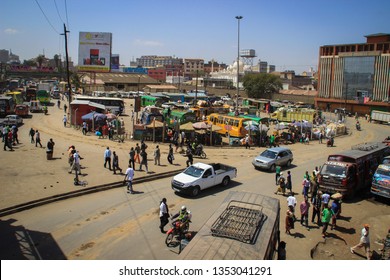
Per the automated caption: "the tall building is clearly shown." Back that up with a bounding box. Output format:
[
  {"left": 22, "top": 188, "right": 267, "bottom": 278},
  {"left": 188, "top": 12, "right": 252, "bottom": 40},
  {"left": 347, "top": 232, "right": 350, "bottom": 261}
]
[
  {"left": 136, "top": 55, "right": 182, "bottom": 67},
  {"left": 183, "top": 58, "right": 204, "bottom": 78},
  {"left": 316, "top": 33, "right": 390, "bottom": 114},
  {"left": 0, "top": 49, "right": 9, "bottom": 63}
]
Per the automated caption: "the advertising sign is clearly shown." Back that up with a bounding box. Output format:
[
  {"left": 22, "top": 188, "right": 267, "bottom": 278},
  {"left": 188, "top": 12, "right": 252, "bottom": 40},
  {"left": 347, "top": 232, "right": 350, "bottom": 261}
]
[
  {"left": 78, "top": 32, "right": 112, "bottom": 72},
  {"left": 111, "top": 54, "right": 120, "bottom": 72}
]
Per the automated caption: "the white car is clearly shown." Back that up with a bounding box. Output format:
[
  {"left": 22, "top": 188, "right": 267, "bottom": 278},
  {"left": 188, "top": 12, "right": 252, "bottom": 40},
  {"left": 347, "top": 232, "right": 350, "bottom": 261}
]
[{"left": 2, "top": 115, "right": 23, "bottom": 126}]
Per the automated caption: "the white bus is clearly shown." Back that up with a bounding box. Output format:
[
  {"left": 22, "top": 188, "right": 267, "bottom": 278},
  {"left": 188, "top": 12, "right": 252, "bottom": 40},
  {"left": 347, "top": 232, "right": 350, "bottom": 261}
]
[{"left": 73, "top": 95, "right": 125, "bottom": 115}]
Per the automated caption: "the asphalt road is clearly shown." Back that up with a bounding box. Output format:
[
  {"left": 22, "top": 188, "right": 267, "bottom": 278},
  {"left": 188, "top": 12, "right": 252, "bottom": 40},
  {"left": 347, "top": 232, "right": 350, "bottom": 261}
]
[{"left": 1, "top": 103, "right": 389, "bottom": 260}]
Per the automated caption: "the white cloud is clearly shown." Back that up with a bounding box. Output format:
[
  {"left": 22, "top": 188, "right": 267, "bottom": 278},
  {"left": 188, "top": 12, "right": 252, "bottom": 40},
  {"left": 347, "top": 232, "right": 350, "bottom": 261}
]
[
  {"left": 4, "top": 28, "right": 19, "bottom": 34},
  {"left": 133, "top": 39, "right": 163, "bottom": 47}
]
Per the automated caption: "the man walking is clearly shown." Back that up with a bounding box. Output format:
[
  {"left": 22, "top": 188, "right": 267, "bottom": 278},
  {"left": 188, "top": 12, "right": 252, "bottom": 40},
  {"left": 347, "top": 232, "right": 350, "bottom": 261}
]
[
  {"left": 134, "top": 143, "right": 141, "bottom": 164},
  {"left": 153, "top": 145, "right": 161, "bottom": 166},
  {"left": 63, "top": 115, "right": 67, "bottom": 127},
  {"left": 124, "top": 164, "right": 135, "bottom": 194},
  {"left": 311, "top": 191, "right": 322, "bottom": 225},
  {"left": 139, "top": 150, "right": 148, "bottom": 173},
  {"left": 159, "top": 198, "right": 169, "bottom": 233},
  {"left": 112, "top": 151, "right": 123, "bottom": 174},
  {"left": 321, "top": 204, "right": 332, "bottom": 238},
  {"left": 351, "top": 224, "right": 371, "bottom": 260},
  {"left": 104, "top": 147, "right": 112, "bottom": 170},
  {"left": 35, "top": 130, "right": 42, "bottom": 148},
  {"left": 128, "top": 147, "right": 136, "bottom": 170}
]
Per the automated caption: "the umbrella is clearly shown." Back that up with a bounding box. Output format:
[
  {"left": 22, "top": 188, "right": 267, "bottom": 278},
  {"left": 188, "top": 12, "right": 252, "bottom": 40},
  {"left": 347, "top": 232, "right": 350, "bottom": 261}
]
[
  {"left": 82, "top": 111, "right": 97, "bottom": 121},
  {"left": 193, "top": 121, "right": 210, "bottom": 130},
  {"left": 93, "top": 113, "right": 107, "bottom": 122},
  {"left": 245, "top": 124, "right": 259, "bottom": 131},
  {"left": 180, "top": 122, "right": 195, "bottom": 131},
  {"left": 146, "top": 119, "right": 164, "bottom": 128}
]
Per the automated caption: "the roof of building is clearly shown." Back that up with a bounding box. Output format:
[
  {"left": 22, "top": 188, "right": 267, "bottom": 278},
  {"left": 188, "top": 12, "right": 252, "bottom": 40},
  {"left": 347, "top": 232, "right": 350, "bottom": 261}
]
[
  {"left": 143, "top": 84, "right": 178, "bottom": 90},
  {"left": 70, "top": 100, "right": 106, "bottom": 110},
  {"left": 364, "top": 33, "right": 390, "bottom": 37},
  {"left": 279, "top": 89, "right": 318, "bottom": 97},
  {"left": 82, "top": 73, "right": 159, "bottom": 84}
]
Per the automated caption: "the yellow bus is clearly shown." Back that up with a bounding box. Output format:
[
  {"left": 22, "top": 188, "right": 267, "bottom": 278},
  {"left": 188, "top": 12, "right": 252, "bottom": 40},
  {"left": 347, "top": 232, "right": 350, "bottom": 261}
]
[{"left": 207, "top": 113, "right": 251, "bottom": 138}]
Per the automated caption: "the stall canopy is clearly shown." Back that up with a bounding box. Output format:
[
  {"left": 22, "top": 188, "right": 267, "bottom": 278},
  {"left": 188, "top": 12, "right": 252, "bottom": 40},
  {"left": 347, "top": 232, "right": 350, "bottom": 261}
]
[{"left": 81, "top": 111, "right": 107, "bottom": 122}]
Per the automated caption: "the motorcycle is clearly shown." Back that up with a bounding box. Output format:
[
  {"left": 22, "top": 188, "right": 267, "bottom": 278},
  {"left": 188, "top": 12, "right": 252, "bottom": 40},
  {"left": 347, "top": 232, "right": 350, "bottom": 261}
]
[
  {"left": 165, "top": 220, "right": 190, "bottom": 246},
  {"left": 327, "top": 137, "right": 334, "bottom": 147},
  {"left": 190, "top": 144, "right": 207, "bottom": 159},
  {"left": 356, "top": 123, "right": 361, "bottom": 131}
]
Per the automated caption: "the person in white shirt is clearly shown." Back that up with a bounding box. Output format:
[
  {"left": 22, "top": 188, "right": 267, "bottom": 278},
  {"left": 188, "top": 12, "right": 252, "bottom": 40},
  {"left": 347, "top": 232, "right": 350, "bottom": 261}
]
[
  {"left": 159, "top": 198, "right": 169, "bottom": 233},
  {"left": 351, "top": 224, "right": 371, "bottom": 260},
  {"left": 124, "top": 165, "right": 135, "bottom": 194},
  {"left": 104, "top": 147, "right": 112, "bottom": 170},
  {"left": 287, "top": 192, "right": 297, "bottom": 213}
]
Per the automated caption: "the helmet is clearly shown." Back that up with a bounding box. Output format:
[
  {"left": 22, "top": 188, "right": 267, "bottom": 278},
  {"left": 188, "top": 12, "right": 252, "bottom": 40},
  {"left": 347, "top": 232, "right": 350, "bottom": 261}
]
[{"left": 181, "top": 205, "right": 187, "bottom": 211}]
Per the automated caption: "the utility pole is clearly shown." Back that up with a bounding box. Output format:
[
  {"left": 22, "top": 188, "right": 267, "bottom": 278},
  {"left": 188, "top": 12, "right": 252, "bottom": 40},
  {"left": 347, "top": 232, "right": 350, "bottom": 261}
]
[{"left": 61, "top": 24, "right": 72, "bottom": 106}]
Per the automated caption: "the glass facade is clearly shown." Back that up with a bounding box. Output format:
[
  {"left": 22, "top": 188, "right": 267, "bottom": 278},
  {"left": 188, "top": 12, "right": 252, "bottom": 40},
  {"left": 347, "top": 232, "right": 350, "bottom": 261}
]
[{"left": 343, "top": 56, "right": 375, "bottom": 100}]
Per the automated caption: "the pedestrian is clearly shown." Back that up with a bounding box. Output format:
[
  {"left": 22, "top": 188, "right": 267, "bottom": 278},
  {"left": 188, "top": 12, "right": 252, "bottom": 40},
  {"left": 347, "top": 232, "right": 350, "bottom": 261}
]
[
  {"left": 3, "top": 129, "right": 13, "bottom": 151},
  {"left": 139, "top": 150, "right": 148, "bottom": 173},
  {"left": 29, "top": 128, "right": 35, "bottom": 143},
  {"left": 153, "top": 145, "right": 161, "bottom": 166},
  {"left": 57, "top": 99, "right": 61, "bottom": 109},
  {"left": 302, "top": 175, "right": 311, "bottom": 197},
  {"left": 321, "top": 204, "right": 333, "bottom": 238},
  {"left": 104, "top": 147, "right": 112, "bottom": 170},
  {"left": 35, "top": 129, "right": 42, "bottom": 148},
  {"left": 64, "top": 104, "right": 67, "bottom": 113},
  {"left": 319, "top": 131, "right": 323, "bottom": 144},
  {"left": 69, "top": 150, "right": 82, "bottom": 176},
  {"left": 82, "top": 121, "right": 87, "bottom": 135},
  {"left": 277, "top": 241, "right": 287, "bottom": 260},
  {"left": 112, "top": 151, "right": 123, "bottom": 174},
  {"left": 300, "top": 196, "right": 310, "bottom": 228},
  {"left": 68, "top": 145, "right": 75, "bottom": 167},
  {"left": 2, "top": 125, "right": 8, "bottom": 142},
  {"left": 159, "top": 198, "right": 170, "bottom": 233},
  {"left": 330, "top": 198, "right": 341, "bottom": 230},
  {"left": 128, "top": 147, "right": 136, "bottom": 170},
  {"left": 63, "top": 115, "right": 67, "bottom": 127},
  {"left": 134, "top": 143, "right": 141, "bottom": 164},
  {"left": 275, "top": 172, "right": 286, "bottom": 195},
  {"left": 167, "top": 144, "right": 174, "bottom": 164},
  {"left": 285, "top": 205, "right": 295, "bottom": 235},
  {"left": 286, "top": 170, "right": 293, "bottom": 192},
  {"left": 275, "top": 165, "right": 281, "bottom": 185},
  {"left": 287, "top": 192, "right": 297, "bottom": 213},
  {"left": 46, "top": 138, "right": 55, "bottom": 159},
  {"left": 12, "top": 125, "right": 19, "bottom": 144},
  {"left": 141, "top": 140, "right": 148, "bottom": 152},
  {"left": 245, "top": 134, "right": 250, "bottom": 149},
  {"left": 311, "top": 191, "right": 322, "bottom": 225},
  {"left": 351, "top": 224, "right": 371, "bottom": 260},
  {"left": 186, "top": 147, "right": 193, "bottom": 167},
  {"left": 321, "top": 192, "right": 331, "bottom": 211},
  {"left": 123, "top": 164, "right": 135, "bottom": 194}
]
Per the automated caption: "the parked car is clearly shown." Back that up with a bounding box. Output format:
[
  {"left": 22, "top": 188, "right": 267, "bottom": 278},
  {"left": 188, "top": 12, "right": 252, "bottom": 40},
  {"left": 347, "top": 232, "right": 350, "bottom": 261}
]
[
  {"left": 0, "top": 114, "right": 23, "bottom": 126},
  {"left": 252, "top": 147, "right": 293, "bottom": 172},
  {"left": 14, "top": 104, "right": 29, "bottom": 117}
]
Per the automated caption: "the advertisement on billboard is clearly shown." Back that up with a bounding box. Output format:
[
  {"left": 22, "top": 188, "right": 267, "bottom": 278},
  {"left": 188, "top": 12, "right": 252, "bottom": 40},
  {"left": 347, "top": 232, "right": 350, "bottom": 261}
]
[
  {"left": 111, "top": 54, "right": 120, "bottom": 72},
  {"left": 78, "top": 32, "right": 112, "bottom": 72}
]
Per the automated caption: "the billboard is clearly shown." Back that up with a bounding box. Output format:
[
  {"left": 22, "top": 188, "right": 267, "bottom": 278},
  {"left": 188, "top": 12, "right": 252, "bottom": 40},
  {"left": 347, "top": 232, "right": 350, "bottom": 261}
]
[
  {"left": 78, "top": 32, "right": 112, "bottom": 72},
  {"left": 111, "top": 54, "right": 120, "bottom": 72}
]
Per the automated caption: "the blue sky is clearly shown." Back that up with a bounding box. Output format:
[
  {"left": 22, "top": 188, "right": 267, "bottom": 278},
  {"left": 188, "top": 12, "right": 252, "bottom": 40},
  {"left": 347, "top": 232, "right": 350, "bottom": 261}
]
[{"left": 1, "top": 0, "right": 389, "bottom": 74}]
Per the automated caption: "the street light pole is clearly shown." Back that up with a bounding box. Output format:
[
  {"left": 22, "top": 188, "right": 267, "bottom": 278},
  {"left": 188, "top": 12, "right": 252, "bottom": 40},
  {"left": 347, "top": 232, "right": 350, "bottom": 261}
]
[{"left": 235, "top": 16, "right": 243, "bottom": 115}]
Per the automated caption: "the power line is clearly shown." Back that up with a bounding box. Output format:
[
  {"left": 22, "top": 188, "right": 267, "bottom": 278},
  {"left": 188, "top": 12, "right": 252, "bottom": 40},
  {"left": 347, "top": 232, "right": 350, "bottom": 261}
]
[
  {"left": 34, "top": 0, "right": 60, "bottom": 34},
  {"left": 54, "top": 0, "right": 65, "bottom": 24}
]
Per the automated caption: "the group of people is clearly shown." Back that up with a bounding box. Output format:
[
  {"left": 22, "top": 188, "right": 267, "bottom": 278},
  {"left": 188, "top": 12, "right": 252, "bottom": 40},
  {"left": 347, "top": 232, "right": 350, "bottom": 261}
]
[{"left": 2, "top": 125, "right": 19, "bottom": 151}]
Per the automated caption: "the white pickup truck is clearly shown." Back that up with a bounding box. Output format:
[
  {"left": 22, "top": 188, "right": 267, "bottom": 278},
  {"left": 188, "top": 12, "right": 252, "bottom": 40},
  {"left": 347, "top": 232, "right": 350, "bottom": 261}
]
[{"left": 171, "top": 162, "right": 237, "bottom": 197}]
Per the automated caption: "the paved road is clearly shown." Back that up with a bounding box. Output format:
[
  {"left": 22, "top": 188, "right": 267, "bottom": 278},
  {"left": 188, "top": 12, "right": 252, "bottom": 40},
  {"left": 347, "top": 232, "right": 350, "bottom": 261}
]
[{"left": 1, "top": 104, "right": 389, "bottom": 260}]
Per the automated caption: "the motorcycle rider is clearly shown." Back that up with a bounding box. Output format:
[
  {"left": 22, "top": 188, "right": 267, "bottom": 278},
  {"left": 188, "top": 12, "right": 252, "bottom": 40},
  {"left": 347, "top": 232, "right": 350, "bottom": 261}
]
[
  {"left": 172, "top": 206, "right": 192, "bottom": 232},
  {"left": 356, "top": 121, "right": 361, "bottom": 131}
]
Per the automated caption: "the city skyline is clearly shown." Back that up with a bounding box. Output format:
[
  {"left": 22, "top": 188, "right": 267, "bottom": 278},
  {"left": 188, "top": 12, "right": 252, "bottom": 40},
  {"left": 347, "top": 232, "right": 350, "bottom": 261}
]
[{"left": 1, "top": 0, "right": 389, "bottom": 74}]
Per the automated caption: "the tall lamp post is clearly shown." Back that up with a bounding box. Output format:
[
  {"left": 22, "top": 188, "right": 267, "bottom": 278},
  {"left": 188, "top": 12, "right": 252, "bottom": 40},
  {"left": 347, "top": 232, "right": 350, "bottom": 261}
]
[{"left": 235, "top": 16, "right": 243, "bottom": 115}]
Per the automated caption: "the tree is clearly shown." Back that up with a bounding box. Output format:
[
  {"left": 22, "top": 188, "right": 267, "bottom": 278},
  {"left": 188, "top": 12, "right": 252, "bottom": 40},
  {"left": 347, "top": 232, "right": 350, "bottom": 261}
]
[
  {"left": 36, "top": 55, "right": 45, "bottom": 68},
  {"left": 242, "top": 73, "right": 282, "bottom": 99},
  {"left": 53, "top": 54, "right": 61, "bottom": 71}
]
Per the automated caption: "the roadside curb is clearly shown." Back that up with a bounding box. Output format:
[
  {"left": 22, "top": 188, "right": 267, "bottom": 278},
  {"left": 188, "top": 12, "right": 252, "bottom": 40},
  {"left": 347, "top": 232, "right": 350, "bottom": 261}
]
[{"left": 0, "top": 169, "right": 185, "bottom": 217}]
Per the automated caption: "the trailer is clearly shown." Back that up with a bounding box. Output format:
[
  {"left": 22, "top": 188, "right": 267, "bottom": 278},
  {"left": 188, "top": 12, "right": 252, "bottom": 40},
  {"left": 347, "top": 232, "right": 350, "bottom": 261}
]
[
  {"left": 179, "top": 191, "right": 280, "bottom": 260},
  {"left": 371, "top": 110, "right": 390, "bottom": 124}
]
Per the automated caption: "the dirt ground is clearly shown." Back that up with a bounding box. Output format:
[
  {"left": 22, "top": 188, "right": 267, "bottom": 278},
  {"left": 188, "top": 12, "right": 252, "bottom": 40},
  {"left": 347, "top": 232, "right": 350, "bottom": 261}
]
[{"left": 0, "top": 98, "right": 389, "bottom": 260}]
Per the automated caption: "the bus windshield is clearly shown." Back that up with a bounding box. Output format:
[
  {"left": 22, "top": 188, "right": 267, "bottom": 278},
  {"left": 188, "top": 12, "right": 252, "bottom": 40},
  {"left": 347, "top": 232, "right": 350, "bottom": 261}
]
[{"left": 321, "top": 164, "right": 347, "bottom": 177}]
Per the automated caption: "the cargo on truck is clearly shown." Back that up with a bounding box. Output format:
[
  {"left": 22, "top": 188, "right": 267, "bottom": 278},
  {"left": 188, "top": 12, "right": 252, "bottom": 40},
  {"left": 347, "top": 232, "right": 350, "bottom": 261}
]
[
  {"left": 179, "top": 191, "right": 280, "bottom": 260},
  {"left": 371, "top": 110, "right": 390, "bottom": 124},
  {"left": 371, "top": 164, "right": 390, "bottom": 199},
  {"left": 318, "top": 142, "right": 390, "bottom": 198},
  {"left": 171, "top": 162, "right": 237, "bottom": 197}
]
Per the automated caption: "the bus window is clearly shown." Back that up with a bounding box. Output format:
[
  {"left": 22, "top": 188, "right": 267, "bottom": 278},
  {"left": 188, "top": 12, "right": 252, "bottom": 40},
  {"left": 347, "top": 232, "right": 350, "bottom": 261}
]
[{"left": 233, "top": 120, "right": 239, "bottom": 127}]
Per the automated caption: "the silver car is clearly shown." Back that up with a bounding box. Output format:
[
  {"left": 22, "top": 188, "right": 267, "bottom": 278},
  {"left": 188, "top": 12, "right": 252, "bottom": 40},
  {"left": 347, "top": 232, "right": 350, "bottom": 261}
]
[{"left": 252, "top": 147, "right": 293, "bottom": 172}]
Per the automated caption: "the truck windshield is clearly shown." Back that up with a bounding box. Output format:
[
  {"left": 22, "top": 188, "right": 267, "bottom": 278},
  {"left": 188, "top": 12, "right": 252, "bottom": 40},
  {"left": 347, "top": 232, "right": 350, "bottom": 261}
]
[
  {"left": 376, "top": 168, "right": 390, "bottom": 177},
  {"left": 183, "top": 166, "right": 204, "bottom": 178},
  {"left": 260, "top": 150, "right": 277, "bottom": 159},
  {"left": 321, "top": 164, "right": 347, "bottom": 177}
]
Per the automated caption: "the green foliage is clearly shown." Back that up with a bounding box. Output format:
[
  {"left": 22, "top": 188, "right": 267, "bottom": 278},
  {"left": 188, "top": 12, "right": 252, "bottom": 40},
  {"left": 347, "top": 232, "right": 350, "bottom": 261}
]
[{"left": 242, "top": 73, "right": 282, "bottom": 99}]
